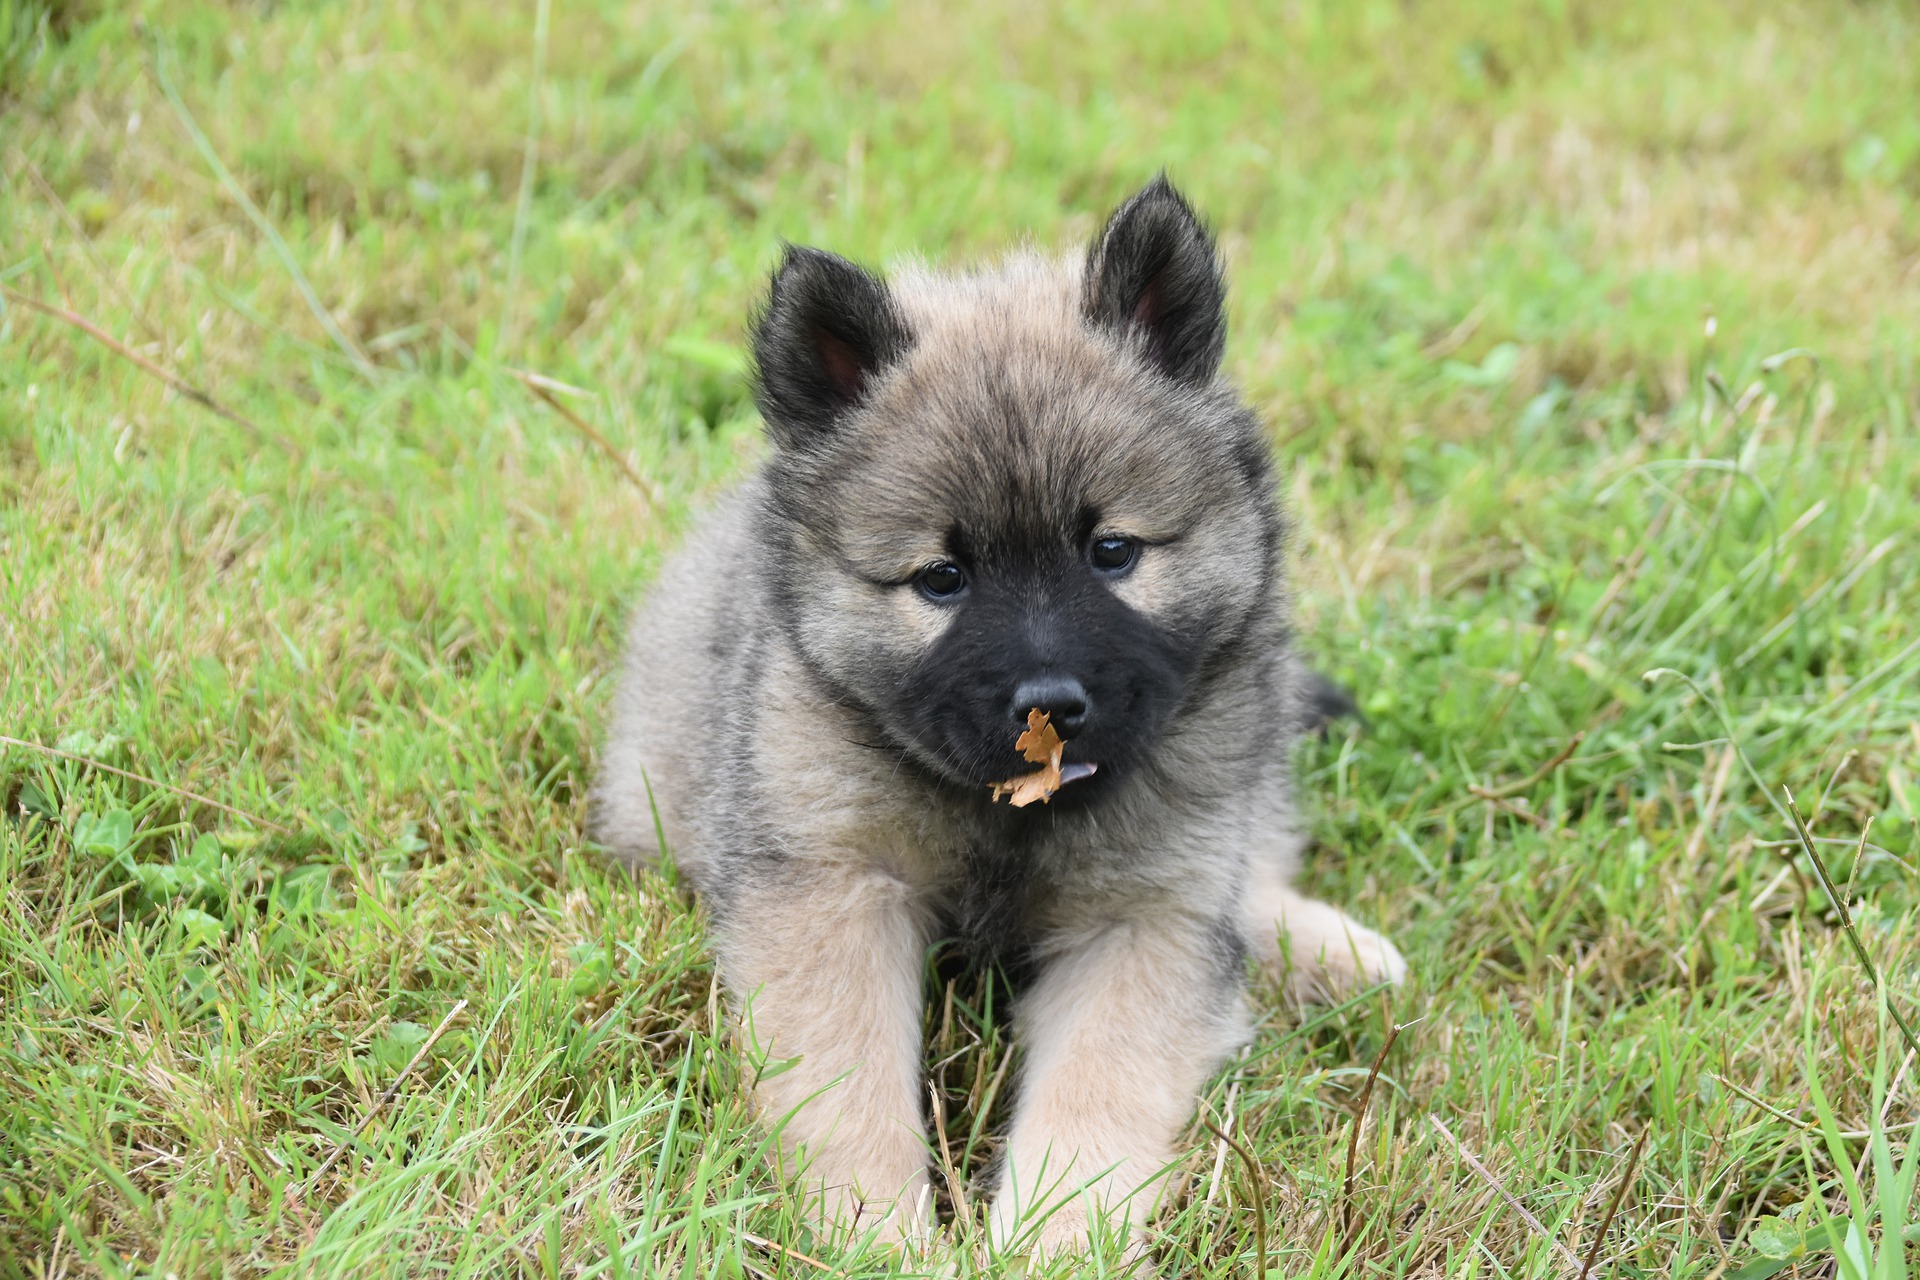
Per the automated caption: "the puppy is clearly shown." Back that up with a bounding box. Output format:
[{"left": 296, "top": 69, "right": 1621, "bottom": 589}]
[{"left": 592, "top": 177, "right": 1405, "bottom": 1259}]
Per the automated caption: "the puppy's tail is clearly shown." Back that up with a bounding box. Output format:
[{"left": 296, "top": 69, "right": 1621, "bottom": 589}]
[{"left": 1295, "top": 668, "right": 1363, "bottom": 738}]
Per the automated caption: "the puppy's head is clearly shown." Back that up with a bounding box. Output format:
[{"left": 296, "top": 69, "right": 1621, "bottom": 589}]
[{"left": 752, "top": 178, "right": 1283, "bottom": 800}]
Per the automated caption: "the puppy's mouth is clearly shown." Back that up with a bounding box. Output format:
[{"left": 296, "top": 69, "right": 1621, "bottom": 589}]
[{"left": 986, "top": 710, "right": 1101, "bottom": 808}]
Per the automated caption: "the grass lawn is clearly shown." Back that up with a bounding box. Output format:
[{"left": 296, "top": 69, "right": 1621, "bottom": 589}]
[{"left": 4, "top": 1, "right": 1919, "bottom": 1275}]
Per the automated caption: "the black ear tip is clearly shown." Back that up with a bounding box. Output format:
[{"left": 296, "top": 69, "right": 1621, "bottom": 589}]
[
  {"left": 765, "top": 240, "right": 801, "bottom": 282},
  {"left": 1084, "top": 175, "right": 1227, "bottom": 384},
  {"left": 1119, "top": 173, "right": 1207, "bottom": 231},
  {"left": 750, "top": 242, "right": 911, "bottom": 446},
  {"left": 1091, "top": 174, "right": 1221, "bottom": 273},
  {"left": 1141, "top": 171, "right": 1194, "bottom": 208},
  {"left": 767, "top": 244, "right": 844, "bottom": 295}
]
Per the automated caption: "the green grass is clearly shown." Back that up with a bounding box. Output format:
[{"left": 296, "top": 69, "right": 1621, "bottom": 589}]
[{"left": 3, "top": 0, "right": 1918, "bottom": 1274}]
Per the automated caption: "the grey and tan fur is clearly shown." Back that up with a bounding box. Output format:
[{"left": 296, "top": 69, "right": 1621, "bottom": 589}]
[{"left": 592, "top": 178, "right": 1405, "bottom": 1261}]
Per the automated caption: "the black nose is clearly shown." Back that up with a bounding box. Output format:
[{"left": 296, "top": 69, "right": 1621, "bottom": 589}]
[{"left": 1010, "top": 676, "right": 1091, "bottom": 736}]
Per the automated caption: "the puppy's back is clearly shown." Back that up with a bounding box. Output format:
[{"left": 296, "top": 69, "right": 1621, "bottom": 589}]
[{"left": 591, "top": 483, "right": 763, "bottom": 875}]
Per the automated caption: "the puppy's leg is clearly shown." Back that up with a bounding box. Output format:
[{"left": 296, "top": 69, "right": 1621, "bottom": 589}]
[
  {"left": 989, "top": 915, "right": 1244, "bottom": 1261},
  {"left": 1242, "top": 859, "right": 1406, "bottom": 1002},
  {"left": 720, "top": 864, "right": 932, "bottom": 1244}
]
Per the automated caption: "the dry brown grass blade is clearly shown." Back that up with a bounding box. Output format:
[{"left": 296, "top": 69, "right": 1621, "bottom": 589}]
[
  {"left": 1577, "top": 1126, "right": 1649, "bottom": 1280},
  {"left": 1, "top": 286, "right": 271, "bottom": 440},
  {"left": 300, "top": 998, "right": 468, "bottom": 1194},
  {"left": 739, "top": 1231, "right": 847, "bottom": 1276},
  {"left": 1428, "top": 1114, "right": 1582, "bottom": 1271},
  {"left": 18, "top": 151, "right": 165, "bottom": 345},
  {"left": 1420, "top": 297, "right": 1490, "bottom": 360},
  {"left": 1710, "top": 1072, "right": 1918, "bottom": 1140},
  {"left": 1712, "top": 1072, "right": 1817, "bottom": 1131},
  {"left": 146, "top": 37, "right": 380, "bottom": 381},
  {"left": 1473, "top": 791, "right": 1556, "bottom": 831},
  {"left": 1462, "top": 732, "right": 1587, "bottom": 808},
  {"left": 1341, "top": 1018, "right": 1417, "bottom": 1253},
  {"left": 966, "top": 1041, "right": 1015, "bottom": 1174},
  {"left": 509, "top": 367, "right": 660, "bottom": 513},
  {"left": 928, "top": 1078, "right": 969, "bottom": 1238},
  {"left": 0, "top": 733, "right": 292, "bottom": 834},
  {"left": 1203, "top": 1075, "right": 1243, "bottom": 1207},
  {"left": 1785, "top": 790, "right": 1920, "bottom": 1063},
  {"left": 1200, "top": 1113, "right": 1270, "bottom": 1280}
]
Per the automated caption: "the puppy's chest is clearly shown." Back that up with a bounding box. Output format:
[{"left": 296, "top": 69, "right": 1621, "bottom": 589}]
[
  {"left": 938, "top": 844, "right": 1050, "bottom": 972},
  {"left": 932, "top": 831, "right": 1122, "bottom": 973}
]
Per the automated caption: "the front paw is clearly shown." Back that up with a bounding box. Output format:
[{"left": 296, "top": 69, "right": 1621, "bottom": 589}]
[
  {"left": 814, "top": 1171, "right": 933, "bottom": 1252},
  {"left": 989, "top": 1196, "right": 1155, "bottom": 1275},
  {"left": 992, "top": 1194, "right": 1086, "bottom": 1259},
  {"left": 1285, "top": 914, "right": 1407, "bottom": 1003}
]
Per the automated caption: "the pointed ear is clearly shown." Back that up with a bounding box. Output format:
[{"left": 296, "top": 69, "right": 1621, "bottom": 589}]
[
  {"left": 1083, "top": 176, "right": 1227, "bottom": 385},
  {"left": 750, "top": 245, "right": 912, "bottom": 448}
]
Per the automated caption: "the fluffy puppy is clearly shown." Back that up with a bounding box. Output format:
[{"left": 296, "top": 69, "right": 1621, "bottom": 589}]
[{"left": 593, "top": 177, "right": 1405, "bottom": 1258}]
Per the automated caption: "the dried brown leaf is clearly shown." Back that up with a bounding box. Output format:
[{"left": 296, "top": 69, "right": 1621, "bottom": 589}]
[{"left": 989, "top": 710, "right": 1096, "bottom": 807}]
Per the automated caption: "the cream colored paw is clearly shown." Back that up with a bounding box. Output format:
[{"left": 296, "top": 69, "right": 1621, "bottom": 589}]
[
  {"left": 815, "top": 1171, "right": 934, "bottom": 1251},
  {"left": 1243, "top": 878, "right": 1409, "bottom": 1004},
  {"left": 989, "top": 1196, "right": 1156, "bottom": 1274},
  {"left": 1283, "top": 912, "right": 1407, "bottom": 1003},
  {"left": 994, "top": 1195, "right": 1089, "bottom": 1258}
]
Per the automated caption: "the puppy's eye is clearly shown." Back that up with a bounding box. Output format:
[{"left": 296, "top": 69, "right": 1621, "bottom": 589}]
[
  {"left": 916, "top": 561, "right": 968, "bottom": 599},
  {"left": 1089, "top": 536, "right": 1137, "bottom": 574}
]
